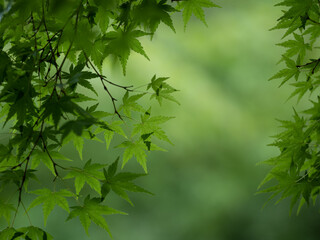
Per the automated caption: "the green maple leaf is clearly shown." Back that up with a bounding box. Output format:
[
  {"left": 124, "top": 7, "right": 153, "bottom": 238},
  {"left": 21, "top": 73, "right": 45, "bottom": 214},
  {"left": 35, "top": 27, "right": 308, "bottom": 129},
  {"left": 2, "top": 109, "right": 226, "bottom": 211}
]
[
  {"left": 272, "top": 0, "right": 318, "bottom": 38},
  {"left": 277, "top": 0, "right": 316, "bottom": 22},
  {"left": 31, "top": 149, "right": 71, "bottom": 176},
  {"left": 304, "top": 96, "right": 320, "bottom": 120},
  {"left": 64, "top": 159, "right": 105, "bottom": 195},
  {"left": 287, "top": 79, "right": 314, "bottom": 102},
  {"left": 60, "top": 118, "right": 97, "bottom": 140},
  {"left": 42, "top": 95, "right": 92, "bottom": 128},
  {"left": 134, "top": 0, "right": 177, "bottom": 33},
  {"left": 0, "top": 200, "right": 15, "bottom": 225},
  {"left": 147, "top": 75, "right": 180, "bottom": 105},
  {"left": 101, "top": 158, "right": 152, "bottom": 205},
  {"left": 271, "top": 18, "right": 302, "bottom": 39},
  {"left": 132, "top": 111, "right": 174, "bottom": 144},
  {"left": 269, "top": 56, "right": 300, "bottom": 86},
  {"left": 116, "top": 1, "right": 132, "bottom": 28},
  {"left": 31, "top": 149, "right": 56, "bottom": 176},
  {"left": 89, "top": 40, "right": 105, "bottom": 72},
  {"left": 104, "top": 27, "right": 150, "bottom": 75},
  {"left": 0, "top": 169, "right": 37, "bottom": 189},
  {"left": 95, "top": 7, "right": 110, "bottom": 33},
  {"left": 304, "top": 24, "right": 320, "bottom": 45},
  {"left": 117, "top": 140, "right": 148, "bottom": 172},
  {"left": 95, "top": 120, "right": 126, "bottom": 150},
  {"left": 64, "top": 64, "right": 98, "bottom": 96},
  {"left": 17, "top": 226, "right": 52, "bottom": 240},
  {"left": 277, "top": 33, "right": 310, "bottom": 61},
  {"left": 178, "top": 0, "right": 220, "bottom": 29},
  {"left": 67, "top": 196, "right": 126, "bottom": 237},
  {"left": 62, "top": 132, "right": 85, "bottom": 160},
  {"left": 28, "top": 188, "right": 74, "bottom": 225},
  {"left": 0, "top": 227, "right": 17, "bottom": 240},
  {"left": 119, "top": 92, "right": 145, "bottom": 117},
  {"left": 0, "top": 144, "right": 13, "bottom": 164},
  {"left": 3, "top": 87, "right": 36, "bottom": 127}
]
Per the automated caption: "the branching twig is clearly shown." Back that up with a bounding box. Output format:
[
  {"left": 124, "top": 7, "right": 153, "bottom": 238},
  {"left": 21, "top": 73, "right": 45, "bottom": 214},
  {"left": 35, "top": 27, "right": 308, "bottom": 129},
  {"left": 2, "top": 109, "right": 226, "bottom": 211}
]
[
  {"left": 297, "top": 58, "right": 320, "bottom": 82},
  {"left": 40, "top": 135, "right": 67, "bottom": 181},
  {"left": 42, "top": 3, "right": 59, "bottom": 81},
  {"left": 11, "top": 121, "right": 45, "bottom": 227},
  {"left": 307, "top": 17, "right": 320, "bottom": 26},
  {"left": 103, "top": 78, "right": 133, "bottom": 91},
  {"left": 84, "top": 52, "right": 124, "bottom": 120},
  {"left": 21, "top": 201, "right": 33, "bottom": 226},
  {"left": 296, "top": 58, "right": 320, "bottom": 69},
  {"left": 40, "top": 135, "right": 59, "bottom": 178},
  {"left": 10, "top": 159, "right": 28, "bottom": 170}
]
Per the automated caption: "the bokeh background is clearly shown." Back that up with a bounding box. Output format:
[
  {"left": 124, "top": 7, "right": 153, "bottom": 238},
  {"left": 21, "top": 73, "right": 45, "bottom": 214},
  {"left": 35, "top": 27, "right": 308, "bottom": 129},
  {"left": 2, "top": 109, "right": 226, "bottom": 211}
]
[{"left": 5, "top": 0, "right": 320, "bottom": 239}]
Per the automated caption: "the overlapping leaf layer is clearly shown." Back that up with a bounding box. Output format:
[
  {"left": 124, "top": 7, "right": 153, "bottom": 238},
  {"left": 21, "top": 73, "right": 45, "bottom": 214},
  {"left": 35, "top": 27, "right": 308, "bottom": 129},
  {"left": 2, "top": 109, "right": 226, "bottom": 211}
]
[
  {"left": 0, "top": 0, "right": 218, "bottom": 238},
  {"left": 259, "top": 0, "right": 320, "bottom": 214}
]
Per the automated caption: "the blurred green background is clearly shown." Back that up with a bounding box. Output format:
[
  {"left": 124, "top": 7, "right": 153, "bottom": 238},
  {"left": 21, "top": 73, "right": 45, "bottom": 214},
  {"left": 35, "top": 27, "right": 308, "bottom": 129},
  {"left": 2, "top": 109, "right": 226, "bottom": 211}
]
[{"left": 5, "top": 0, "right": 320, "bottom": 239}]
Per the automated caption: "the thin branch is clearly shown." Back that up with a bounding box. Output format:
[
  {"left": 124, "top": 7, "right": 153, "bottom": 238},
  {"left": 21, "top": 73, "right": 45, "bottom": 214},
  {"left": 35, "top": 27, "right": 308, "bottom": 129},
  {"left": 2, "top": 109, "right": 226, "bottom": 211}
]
[
  {"left": 103, "top": 78, "right": 133, "bottom": 91},
  {"left": 40, "top": 135, "right": 59, "bottom": 178},
  {"left": 84, "top": 52, "right": 124, "bottom": 120},
  {"left": 297, "top": 58, "right": 320, "bottom": 82},
  {"left": 56, "top": 5, "right": 81, "bottom": 74},
  {"left": 10, "top": 159, "right": 28, "bottom": 170},
  {"left": 41, "top": 3, "right": 80, "bottom": 91},
  {"left": 42, "top": 3, "right": 59, "bottom": 75},
  {"left": 132, "top": 83, "right": 149, "bottom": 91},
  {"left": 30, "top": 17, "right": 43, "bottom": 39},
  {"left": 30, "top": 13, "right": 38, "bottom": 59},
  {"left": 308, "top": 17, "right": 320, "bottom": 26},
  {"left": 21, "top": 201, "right": 33, "bottom": 226},
  {"left": 10, "top": 206, "right": 19, "bottom": 227},
  {"left": 296, "top": 58, "right": 320, "bottom": 68},
  {"left": 11, "top": 121, "right": 44, "bottom": 227},
  {"left": 312, "top": 60, "right": 320, "bottom": 75},
  {"left": 40, "top": 135, "right": 67, "bottom": 180},
  {"left": 17, "top": 128, "right": 43, "bottom": 204}
]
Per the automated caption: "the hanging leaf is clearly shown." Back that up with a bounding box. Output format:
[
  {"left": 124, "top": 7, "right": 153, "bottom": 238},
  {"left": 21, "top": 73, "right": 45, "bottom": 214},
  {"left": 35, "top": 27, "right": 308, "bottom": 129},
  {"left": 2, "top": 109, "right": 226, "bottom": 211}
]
[
  {"left": 64, "top": 159, "right": 105, "bottom": 195},
  {"left": 28, "top": 188, "right": 74, "bottom": 225},
  {"left": 67, "top": 196, "right": 126, "bottom": 237}
]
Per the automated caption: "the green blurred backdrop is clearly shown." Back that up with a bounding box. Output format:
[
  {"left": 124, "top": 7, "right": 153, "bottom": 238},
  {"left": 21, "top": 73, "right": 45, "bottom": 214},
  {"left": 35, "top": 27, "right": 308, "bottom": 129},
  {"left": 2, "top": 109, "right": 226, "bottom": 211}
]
[{"left": 4, "top": 0, "right": 320, "bottom": 239}]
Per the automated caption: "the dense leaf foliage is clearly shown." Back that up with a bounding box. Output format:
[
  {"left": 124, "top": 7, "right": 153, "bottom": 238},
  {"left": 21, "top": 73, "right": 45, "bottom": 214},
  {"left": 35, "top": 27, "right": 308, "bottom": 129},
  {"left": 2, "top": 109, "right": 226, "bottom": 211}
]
[
  {"left": 259, "top": 0, "right": 320, "bottom": 214},
  {"left": 0, "top": 0, "right": 218, "bottom": 238}
]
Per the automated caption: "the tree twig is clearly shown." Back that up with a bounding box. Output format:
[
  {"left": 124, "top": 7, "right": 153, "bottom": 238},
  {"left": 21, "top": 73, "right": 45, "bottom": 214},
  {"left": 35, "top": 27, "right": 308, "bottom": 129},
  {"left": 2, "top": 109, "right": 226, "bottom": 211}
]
[{"left": 84, "top": 52, "right": 124, "bottom": 120}]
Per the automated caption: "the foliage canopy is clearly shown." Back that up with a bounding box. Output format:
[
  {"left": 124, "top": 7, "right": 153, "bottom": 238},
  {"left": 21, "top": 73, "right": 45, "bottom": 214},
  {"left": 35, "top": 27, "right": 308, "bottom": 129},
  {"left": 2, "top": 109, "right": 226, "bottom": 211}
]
[
  {"left": 259, "top": 0, "right": 320, "bottom": 214},
  {"left": 0, "top": 0, "right": 219, "bottom": 238},
  {"left": 1, "top": 0, "right": 319, "bottom": 238}
]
